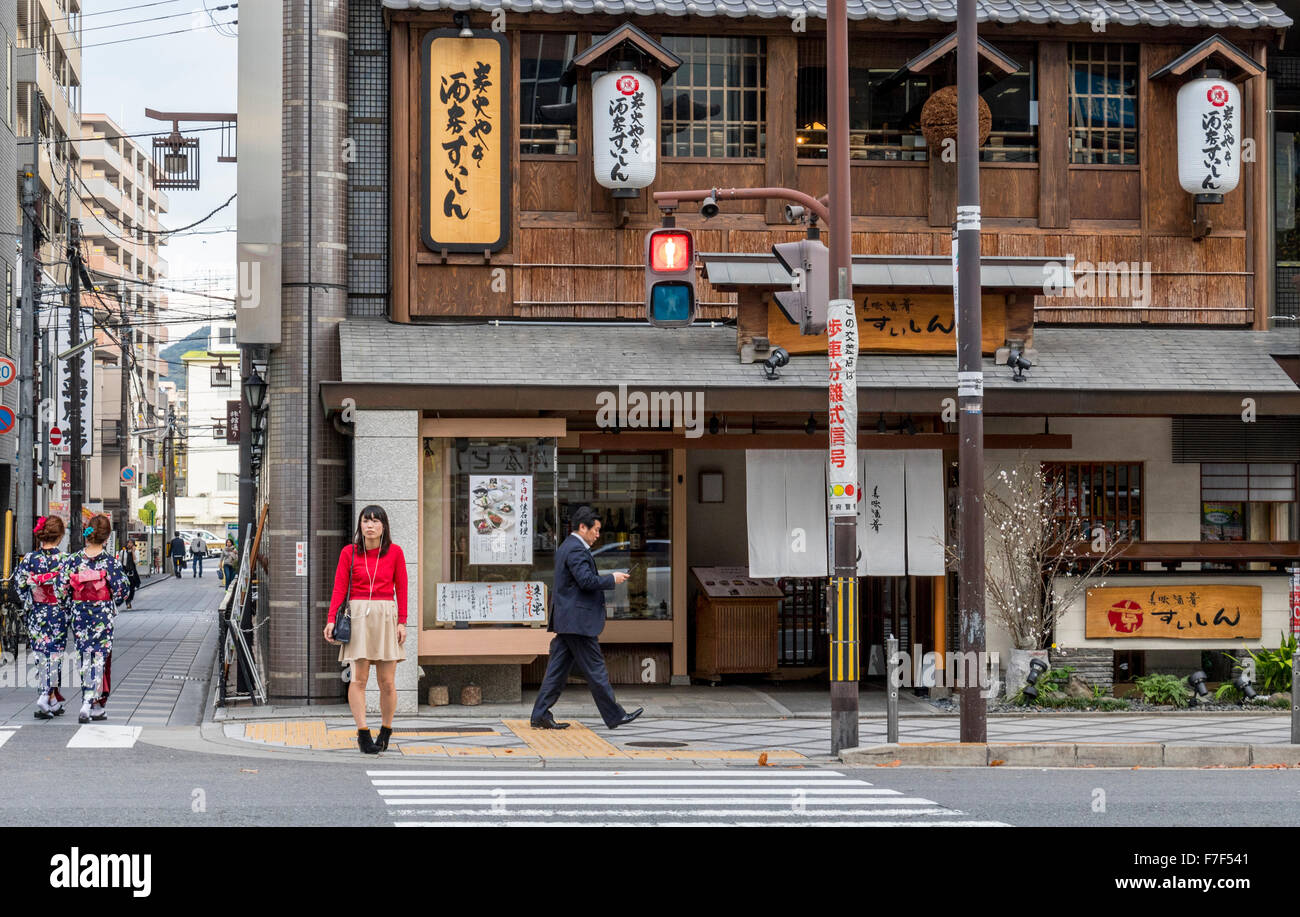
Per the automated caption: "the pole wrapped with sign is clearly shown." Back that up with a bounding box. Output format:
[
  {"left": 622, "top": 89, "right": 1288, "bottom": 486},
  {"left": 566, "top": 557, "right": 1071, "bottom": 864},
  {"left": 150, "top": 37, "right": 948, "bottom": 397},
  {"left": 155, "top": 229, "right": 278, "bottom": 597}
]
[
  {"left": 1177, "top": 76, "right": 1241, "bottom": 203},
  {"left": 593, "top": 71, "right": 657, "bottom": 193},
  {"left": 826, "top": 299, "right": 858, "bottom": 518},
  {"left": 422, "top": 30, "right": 510, "bottom": 253}
]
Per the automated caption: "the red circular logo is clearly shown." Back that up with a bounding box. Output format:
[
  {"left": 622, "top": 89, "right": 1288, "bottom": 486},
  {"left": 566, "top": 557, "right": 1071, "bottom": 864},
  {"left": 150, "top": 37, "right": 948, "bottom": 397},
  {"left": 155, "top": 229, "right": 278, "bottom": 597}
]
[
  {"left": 615, "top": 74, "right": 639, "bottom": 95},
  {"left": 1207, "top": 84, "right": 1230, "bottom": 107},
  {"left": 1107, "top": 599, "right": 1144, "bottom": 634}
]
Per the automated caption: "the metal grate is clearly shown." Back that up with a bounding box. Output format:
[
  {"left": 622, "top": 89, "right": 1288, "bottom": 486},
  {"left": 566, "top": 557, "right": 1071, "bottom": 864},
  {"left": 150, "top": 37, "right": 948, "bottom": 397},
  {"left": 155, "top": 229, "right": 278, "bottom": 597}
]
[
  {"left": 1275, "top": 265, "right": 1300, "bottom": 319},
  {"left": 347, "top": 0, "right": 389, "bottom": 317},
  {"left": 660, "top": 35, "right": 766, "bottom": 159},
  {"left": 1273, "top": 55, "right": 1300, "bottom": 91},
  {"left": 1068, "top": 42, "right": 1139, "bottom": 164}
]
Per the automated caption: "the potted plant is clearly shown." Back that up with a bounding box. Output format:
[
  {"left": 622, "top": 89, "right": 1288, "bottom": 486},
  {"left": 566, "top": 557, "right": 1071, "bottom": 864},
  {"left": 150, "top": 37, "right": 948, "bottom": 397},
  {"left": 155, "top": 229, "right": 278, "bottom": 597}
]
[{"left": 957, "top": 458, "right": 1128, "bottom": 699}]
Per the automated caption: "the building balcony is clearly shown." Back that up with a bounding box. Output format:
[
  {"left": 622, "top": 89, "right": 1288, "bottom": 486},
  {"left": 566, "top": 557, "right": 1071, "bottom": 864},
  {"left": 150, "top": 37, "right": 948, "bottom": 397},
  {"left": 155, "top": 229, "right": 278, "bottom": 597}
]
[
  {"left": 82, "top": 174, "right": 123, "bottom": 211},
  {"left": 79, "top": 136, "right": 124, "bottom": 176}
]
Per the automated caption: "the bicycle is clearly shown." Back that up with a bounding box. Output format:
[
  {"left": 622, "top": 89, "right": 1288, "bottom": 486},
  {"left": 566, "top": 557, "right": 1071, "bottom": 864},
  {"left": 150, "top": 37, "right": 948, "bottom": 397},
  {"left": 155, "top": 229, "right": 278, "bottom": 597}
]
[{"left": 0, "top": 575, "right": 28, "bottom": 666}]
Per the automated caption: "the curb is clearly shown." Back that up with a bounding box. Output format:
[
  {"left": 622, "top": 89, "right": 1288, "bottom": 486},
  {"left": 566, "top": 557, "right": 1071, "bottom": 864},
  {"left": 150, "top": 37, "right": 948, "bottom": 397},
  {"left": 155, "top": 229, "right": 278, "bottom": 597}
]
[{"left": 840, "top": 742, "right": 1300, "bottom": 768}]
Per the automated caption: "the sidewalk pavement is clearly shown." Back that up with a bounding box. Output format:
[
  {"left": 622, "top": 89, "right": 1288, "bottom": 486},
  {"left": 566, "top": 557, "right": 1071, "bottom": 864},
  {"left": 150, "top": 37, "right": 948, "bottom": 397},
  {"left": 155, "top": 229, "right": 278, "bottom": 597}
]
[
  {"left": 0, "top": 574, "right": 223, "bottom": 727},
  {"left": 209, "top": 680, "right": 1300, "bottom": 764}
]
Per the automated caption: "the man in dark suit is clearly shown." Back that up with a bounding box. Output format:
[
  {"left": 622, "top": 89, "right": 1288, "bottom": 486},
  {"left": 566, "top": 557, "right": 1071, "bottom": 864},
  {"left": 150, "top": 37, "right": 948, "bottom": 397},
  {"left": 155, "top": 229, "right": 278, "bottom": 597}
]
[{"left": 530, "top": 506, "right": 644, "bottom": 730}]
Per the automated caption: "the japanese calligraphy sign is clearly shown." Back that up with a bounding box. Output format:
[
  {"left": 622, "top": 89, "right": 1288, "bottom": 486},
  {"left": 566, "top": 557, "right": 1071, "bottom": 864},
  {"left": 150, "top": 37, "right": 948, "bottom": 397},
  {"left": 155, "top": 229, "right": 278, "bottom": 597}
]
[
  {"left": 422, "top": 31, "right": 510, "bottom": 252},
  {"left": 857, "top": 451, "right": 905, "bottom": 576},
  {"left": 768, "top": 293, "right": 1006, "bottom": 356},
  {"left": 593, "top": 70, "right": 657, "bottom": 191},
  {"left": 826, "top": 299, "right": 858, "bottom": 518},
  {"left": 1177, "top": 78, "right": 1241, "bottom": 199},
  {"left": 226, "top": 400, "right": 241, "bottom": 445},
  {"left": 1086, "top": 585, "right": 1262, "bottom": 640},
  {"left": 468, "top": 474, "right": 533, "bottom": 566},
  {"left": 435, "top": 581, "right": 548, "bottom": 624}
]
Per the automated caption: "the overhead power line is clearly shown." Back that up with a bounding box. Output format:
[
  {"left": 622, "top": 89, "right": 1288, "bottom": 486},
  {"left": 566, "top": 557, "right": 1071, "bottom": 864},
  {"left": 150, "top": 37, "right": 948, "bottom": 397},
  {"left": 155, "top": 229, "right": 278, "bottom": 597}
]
[
  {"left": 77, "top": 18, "right": 237, "bottom": 52},
  {"left": 48, "top": 5, "right": 237, "bottom": 44},
  {"left": 50, "top": 0, "right": 184, "bottom": 25}
]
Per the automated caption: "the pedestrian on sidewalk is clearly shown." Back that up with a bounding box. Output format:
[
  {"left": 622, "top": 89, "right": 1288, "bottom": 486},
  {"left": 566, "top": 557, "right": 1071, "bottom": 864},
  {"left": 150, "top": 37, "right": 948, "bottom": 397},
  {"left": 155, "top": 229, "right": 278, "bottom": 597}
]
[
  {"left": 117, "top": 538, "right": 141, "bottom": 609},
  {"left": 219, "top": 538, "right": 238, "bottom": 587},
  {"left": 14, "top": 516, "right": 70, "bottom": 719},
  {"left": 189, "top": 533, "right": 207, "bottom": 578},
  {"left": 169, "top": 532, "right": 186, "bottom": 578},
  {"left": 324, "top": 504, "right": 408, "bottom": 755},
  {"left": 529, "top": 505, "right": 642, "bottom": 731},
  {"left": 57, "top": 514, "right": 130, "bottom": 723}
]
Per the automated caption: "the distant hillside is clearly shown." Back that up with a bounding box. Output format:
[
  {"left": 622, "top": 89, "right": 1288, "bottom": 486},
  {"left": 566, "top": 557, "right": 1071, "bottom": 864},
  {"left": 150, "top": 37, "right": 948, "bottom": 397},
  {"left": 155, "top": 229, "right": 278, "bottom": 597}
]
[{"left": 158, "top": 327, "right": 210, "bottom": 391}]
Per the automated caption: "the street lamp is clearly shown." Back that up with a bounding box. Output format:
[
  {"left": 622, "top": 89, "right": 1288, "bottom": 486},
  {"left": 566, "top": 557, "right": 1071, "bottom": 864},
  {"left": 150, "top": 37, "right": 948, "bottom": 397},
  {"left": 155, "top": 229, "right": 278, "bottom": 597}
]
[{"left": 244, "top": 369, "right": 267, "bottom": 413}]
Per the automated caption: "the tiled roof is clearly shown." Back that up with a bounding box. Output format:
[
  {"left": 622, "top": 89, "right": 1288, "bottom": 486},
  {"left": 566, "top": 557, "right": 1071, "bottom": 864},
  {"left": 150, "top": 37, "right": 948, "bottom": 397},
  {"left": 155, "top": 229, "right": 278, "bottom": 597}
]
[
  {"left": 703, "top": 253, "right": 1070, "bottom": 290},
  {"left": 380, "top": 0, "right": 1292, "bottom": 29},
  {"left": 339, "top": 319, "right": 1300, "bottom": 395}
]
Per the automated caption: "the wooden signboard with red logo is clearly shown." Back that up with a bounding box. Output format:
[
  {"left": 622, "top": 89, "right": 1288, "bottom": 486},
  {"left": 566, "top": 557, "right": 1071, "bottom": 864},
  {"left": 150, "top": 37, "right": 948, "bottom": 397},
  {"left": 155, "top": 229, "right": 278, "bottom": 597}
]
[
  {"left": 767, "top": 293, "right": 1007, "bottom": 356},
  {"left": 1085, "top": 585, "right": 1262, "bottom": 640}
]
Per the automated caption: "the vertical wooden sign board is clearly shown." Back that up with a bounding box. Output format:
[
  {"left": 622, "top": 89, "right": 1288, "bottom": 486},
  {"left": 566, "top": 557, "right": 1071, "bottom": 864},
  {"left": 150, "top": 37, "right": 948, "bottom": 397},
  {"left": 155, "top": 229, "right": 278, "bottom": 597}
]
[{"left": 422, "top": 31, "right": 511, "bottom": 253}]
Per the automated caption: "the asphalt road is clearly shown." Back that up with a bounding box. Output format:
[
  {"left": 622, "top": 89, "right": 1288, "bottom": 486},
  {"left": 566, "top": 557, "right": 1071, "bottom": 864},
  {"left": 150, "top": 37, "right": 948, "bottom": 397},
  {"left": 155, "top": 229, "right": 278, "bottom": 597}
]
[{"left": 4, "top": 720, "right": 1300, "bottom": 827}]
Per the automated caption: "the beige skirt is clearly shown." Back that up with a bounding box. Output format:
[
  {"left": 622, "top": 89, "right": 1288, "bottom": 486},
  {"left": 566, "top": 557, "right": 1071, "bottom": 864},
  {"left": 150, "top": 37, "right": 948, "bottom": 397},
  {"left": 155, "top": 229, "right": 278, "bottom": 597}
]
[{"left": 338, "top": 599, "right": 403, "bottom": 663}]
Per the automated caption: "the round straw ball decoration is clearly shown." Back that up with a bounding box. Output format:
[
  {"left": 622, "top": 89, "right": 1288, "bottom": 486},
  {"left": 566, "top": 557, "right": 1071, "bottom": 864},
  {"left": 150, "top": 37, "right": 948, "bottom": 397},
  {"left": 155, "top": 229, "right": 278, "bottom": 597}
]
[{"left": 919, "top": 85, "right": 992, "bottom": 150}]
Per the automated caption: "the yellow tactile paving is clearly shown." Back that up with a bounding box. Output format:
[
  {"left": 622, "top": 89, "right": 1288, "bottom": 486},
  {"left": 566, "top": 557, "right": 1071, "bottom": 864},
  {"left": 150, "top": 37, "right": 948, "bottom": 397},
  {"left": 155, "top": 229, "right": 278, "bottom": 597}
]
[
  {"left": 504, "top": 719, "right": 629, "bottom": 758},
  {"left": 238, "top": 719, "right": 806, "bottom": 760}
]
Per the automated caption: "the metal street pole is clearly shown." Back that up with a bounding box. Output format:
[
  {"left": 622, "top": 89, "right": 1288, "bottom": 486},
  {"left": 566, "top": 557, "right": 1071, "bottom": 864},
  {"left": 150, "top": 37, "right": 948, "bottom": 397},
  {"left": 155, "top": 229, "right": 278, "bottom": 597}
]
[
  {"left": 827, "top": 0, "right": 859, "bottom": 755},
  {"left": 238, "top": 349, "right": 255, "bottom": 558},
  {"left": 119, "top": 322, "right": 131, "bottom": 543},
  {"left": 16, "top": 170, "right": 40, "bottom": 556},
  {"left": 68, "top": 221, "right": 84, "bottom": 552},
  {"left": 956, "top": 0, "right": 987, "bottom": 743},
  {"left": 40, "top": 330, "right": 51, "bottom": 517},
  {"left": 165, "top": 407, "right": 177, "bottom": 544}
]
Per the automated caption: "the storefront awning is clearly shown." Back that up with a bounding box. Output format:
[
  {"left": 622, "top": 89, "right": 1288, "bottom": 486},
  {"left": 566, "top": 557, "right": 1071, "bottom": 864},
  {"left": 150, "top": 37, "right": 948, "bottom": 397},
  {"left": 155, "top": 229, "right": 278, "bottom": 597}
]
[{"left": 327, "top": 320, "right": 1300, "bottom": 416}]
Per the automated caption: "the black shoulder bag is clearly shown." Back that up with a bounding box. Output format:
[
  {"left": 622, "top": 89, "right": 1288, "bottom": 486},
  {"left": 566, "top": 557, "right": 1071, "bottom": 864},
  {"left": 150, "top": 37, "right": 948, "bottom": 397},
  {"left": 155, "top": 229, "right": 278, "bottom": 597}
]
[{"left": 333, "top": 545, "right": 356, "bottom": 643}]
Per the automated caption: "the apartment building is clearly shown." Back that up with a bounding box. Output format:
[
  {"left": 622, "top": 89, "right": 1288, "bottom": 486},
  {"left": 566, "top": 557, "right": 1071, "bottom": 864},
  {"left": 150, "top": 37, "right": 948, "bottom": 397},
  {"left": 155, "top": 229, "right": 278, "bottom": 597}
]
[
  {"left": 16, "top": 0, "right": 81, "bottom": 278},
  {"left": 79, "top": 112, "right": 170, "bottom": 542},
  {"left": 1, "top": 0, "right": 18, "bottom": 528}
]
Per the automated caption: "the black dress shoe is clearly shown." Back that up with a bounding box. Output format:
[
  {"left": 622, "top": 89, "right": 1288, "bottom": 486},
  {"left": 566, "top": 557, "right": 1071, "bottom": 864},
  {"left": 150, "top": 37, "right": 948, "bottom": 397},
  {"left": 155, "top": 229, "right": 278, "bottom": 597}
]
[
  {"left": 529, "top": 717, "right": 570, "bottom": 729},
  {"left": 609, "top": 707, "right": 643, "bottom": 729}
]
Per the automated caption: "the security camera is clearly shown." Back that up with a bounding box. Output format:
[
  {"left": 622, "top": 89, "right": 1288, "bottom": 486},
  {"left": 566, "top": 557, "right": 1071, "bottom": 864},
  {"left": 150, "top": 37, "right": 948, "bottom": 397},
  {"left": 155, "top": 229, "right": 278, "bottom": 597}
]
[
  {"left": 784, "top": 204, "right": 806, "bottom": 224},
  {"left": 699, "top": 195, "right": 719, "bottom": 219},
  {"left": 762, "top": 346, "right": 790, "bottom": 380},
  {"left": 1008, "top": 349, "right": 1031, "bottom": 382}
]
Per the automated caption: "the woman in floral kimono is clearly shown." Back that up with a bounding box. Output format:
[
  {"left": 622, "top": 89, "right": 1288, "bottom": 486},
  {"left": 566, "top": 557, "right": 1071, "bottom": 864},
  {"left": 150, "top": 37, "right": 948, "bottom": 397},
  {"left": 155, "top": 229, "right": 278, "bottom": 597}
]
[
  {"left": 14, "top": 516, "right": 69, "bottom": 719},
  {"left": 56, "top": 515, "right": 129, "bottom": 723}
]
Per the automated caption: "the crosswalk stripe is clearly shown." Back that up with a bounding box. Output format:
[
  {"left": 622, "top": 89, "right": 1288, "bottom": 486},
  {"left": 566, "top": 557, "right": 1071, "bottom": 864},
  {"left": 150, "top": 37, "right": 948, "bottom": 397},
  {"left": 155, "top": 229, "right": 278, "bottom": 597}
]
[
  {"left": 66, "top": 725, "right": 142, "bottom": 749},
  {"left": 0, "top": 728, "right": 19, "bottom": 750},
  {"left": 366, "top": 768, "right": 1006, "bottom": 826}
]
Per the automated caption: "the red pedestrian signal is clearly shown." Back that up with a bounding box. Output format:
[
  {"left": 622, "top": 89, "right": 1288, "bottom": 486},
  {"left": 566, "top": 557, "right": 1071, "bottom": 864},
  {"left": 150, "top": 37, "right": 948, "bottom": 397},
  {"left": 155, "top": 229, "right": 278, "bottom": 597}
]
[{"left": 645, "top": 228, "right": 696, "bottom": 327}]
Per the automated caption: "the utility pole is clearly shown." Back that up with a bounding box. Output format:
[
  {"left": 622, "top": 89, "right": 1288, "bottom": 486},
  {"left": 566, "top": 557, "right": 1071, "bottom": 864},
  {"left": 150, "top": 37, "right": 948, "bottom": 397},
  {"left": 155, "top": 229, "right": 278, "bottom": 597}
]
[
  {"left": 119, "top": 318, "right": 131, "bottom": 545},
  {"left": 16, "top": 168, "right": 40, "bottom": 555},
  {"left": 165, "top": 405, "right": 177, "bottom": 545},
  {"left": 826, "top": 0, "right": 860, "bottom": 755},
  {"left": 40, "top": 330, "right": 51, "bottom": 517},
  {"left": 956, "top": 0, "right": 988, "bottom": 743},
  {"left": 68, "top": 220, "right": 85, "bottom": 551}
]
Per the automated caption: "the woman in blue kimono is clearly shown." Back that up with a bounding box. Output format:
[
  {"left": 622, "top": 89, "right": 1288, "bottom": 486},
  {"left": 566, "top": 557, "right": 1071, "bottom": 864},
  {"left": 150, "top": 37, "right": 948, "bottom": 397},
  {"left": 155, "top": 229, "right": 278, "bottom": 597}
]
[
  {"left": 14, "top": 515, "right": 69, "bottom": 718},
  {"left": 56, "top": 515, "right": 129, "bottom": 723}
]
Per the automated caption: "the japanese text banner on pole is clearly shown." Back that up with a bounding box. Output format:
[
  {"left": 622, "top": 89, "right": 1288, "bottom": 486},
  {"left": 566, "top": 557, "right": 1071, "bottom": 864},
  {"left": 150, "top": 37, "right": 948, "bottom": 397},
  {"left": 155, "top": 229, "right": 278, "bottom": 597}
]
[
  {"left": 826, "top": 301, "right": 858, "bottom": 517},
  {"left": 422, "top": 31, "right": 510, "bottom": 253},
  {"left": 746, "top": 450, "right": 827, "bottom": 578}
]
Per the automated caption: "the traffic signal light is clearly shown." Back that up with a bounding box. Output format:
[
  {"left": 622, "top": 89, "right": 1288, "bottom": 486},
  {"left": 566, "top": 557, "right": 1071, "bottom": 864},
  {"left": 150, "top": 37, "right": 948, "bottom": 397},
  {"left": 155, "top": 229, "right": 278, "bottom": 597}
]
[
  {"left": 771, "top": 237, "right": 830, "bottom": 335},
  {"left": 645, "top": 228, "right": 695, "bottom": 327}
]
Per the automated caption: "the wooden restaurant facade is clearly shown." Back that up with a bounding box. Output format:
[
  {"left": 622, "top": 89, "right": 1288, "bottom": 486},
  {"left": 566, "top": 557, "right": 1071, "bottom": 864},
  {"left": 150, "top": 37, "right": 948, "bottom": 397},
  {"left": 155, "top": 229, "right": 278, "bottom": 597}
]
[{"left": 263, "top": 0, "right": 1300, "bottom": 707}]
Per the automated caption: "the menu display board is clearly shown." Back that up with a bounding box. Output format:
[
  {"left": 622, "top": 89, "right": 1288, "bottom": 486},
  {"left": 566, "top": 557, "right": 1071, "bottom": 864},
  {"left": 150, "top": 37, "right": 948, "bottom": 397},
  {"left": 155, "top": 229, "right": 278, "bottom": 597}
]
[
  {"left": 435, "top": 581, "right": 548, "bottom": 623},
  {"left": 469, "top": 475, "right": 533, "bottom": 565},
  {"left": 692, "top": 566, "right": 785, "bottom": 599}
]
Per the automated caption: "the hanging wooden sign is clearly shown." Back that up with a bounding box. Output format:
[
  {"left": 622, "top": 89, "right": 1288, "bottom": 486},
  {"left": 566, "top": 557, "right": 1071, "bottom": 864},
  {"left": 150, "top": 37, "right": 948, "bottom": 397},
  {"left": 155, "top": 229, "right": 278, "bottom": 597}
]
[
  {"left": 422, "top": 30, "right": 510, "bottom": 253},
  {"left": 768, "top": 293, "right": 1006, "bottom": 356},
  {"left": 1085, "top": 584, "right": 1262, "bottom": 640}
]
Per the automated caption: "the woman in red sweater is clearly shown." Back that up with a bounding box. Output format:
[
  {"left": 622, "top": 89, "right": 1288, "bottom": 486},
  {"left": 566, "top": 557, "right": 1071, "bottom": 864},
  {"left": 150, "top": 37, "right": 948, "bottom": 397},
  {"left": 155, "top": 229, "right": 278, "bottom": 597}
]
[{"left": 324, "top": 504, "right": 407, "bottom": 753}]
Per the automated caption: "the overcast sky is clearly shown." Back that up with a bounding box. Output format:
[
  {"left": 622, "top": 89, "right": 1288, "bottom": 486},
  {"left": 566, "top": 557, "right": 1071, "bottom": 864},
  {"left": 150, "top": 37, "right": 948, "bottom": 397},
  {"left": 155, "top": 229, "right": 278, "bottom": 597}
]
[{"left": 80, "top": 1, "right": 238, "bottom": 342}]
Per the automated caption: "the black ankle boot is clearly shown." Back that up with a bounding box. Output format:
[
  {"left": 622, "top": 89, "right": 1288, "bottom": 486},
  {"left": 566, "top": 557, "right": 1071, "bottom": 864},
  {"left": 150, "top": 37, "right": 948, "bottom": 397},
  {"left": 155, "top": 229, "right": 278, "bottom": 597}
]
[
  {"left": 357, "top": 728, "right": 379, "bottom": 754},
  {"left": 374, "top": 725, "right": 392, "bottom": 752}
]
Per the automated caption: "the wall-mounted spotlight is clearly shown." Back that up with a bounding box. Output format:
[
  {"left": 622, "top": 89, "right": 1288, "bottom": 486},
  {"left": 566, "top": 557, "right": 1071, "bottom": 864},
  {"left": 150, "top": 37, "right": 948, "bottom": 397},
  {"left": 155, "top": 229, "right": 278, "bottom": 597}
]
[
  {"left": 1233, "top": 670, "right": 1258, "bottom": 702},
  {"left": 1188, "top": 670, "right": 1210, "bottom": 705},
  {"left": 900, "top": 415, "right": 916, "bottom": 436},
  {"left": 762, "top": 347, "right": 789, "bottom": 380},
  {"left": 453, "top": 11, "right": 473, "bottom": 36},
  {"left": 877, "top": 413, "right": 887, "bottom": 433},
  {"left": 708, "top": 413, "right": 720, "bottom": 435},
  {"left": 804, "top": 413, "right": 816, "bottom": 435},
  {"left": 699, "top": 193, "right": 719, "bottom": 220}
]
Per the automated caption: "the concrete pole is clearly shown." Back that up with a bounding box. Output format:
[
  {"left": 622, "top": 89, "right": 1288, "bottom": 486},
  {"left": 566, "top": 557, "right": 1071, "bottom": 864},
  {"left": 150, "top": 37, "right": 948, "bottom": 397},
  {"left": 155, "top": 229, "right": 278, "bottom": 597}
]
[
  {"left": 16, "top": 171, "right": 39, "bottom": 555},
  {"left": 886, "top": 635, "right": 900, "bottom": 744},
  {"left": 68, "top": 221, "right": 84, "bottom": 552},
  {"left": 826, "top": 0, "right": 859, "bottom": 755},
  {"left": 956, "top": 0, "right": 988, "bottom": 743}
]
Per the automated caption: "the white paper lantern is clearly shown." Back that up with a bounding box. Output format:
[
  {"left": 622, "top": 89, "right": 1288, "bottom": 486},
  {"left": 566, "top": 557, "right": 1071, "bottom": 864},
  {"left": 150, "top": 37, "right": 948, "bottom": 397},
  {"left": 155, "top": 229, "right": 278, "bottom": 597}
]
[
  {"left": 1177, "top": 77, "right": 1242, "bottom": 201},
  {"left": 592, "top": 70, "right": 657, "bottom": 192}
]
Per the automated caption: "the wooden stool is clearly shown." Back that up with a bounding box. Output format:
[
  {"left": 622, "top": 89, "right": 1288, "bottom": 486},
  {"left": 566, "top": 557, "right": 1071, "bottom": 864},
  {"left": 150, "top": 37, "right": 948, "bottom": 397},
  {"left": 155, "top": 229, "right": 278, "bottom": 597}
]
[{"left": 460, "top": 684, "right": 482, "bottom": 706}]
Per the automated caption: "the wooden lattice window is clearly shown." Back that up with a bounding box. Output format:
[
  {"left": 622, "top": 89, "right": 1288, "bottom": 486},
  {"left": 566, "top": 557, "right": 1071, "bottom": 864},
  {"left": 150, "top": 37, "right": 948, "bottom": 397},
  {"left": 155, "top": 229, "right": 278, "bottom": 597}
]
[
  {"left": 1068, "top": 42, "right": 1138, "bottom": 164},
  {"left": 1043, "top": 461, "right": 1144, "bottom": 545},
  {"left": 660, "top": 35, "right": 765, "bottom": 158}
]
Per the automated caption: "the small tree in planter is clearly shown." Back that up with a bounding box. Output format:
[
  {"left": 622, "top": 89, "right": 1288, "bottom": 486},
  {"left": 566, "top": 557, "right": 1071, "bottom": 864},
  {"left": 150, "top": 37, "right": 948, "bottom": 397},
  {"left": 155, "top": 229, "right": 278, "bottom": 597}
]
[{"left": 950, "top": 458, "right": 1128, "bottom": 699}]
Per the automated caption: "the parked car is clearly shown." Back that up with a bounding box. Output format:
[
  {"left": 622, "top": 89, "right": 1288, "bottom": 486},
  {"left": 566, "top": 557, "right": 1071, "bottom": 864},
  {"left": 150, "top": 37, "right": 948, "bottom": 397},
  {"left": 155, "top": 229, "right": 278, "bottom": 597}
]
[{"left": 590, "top": 539, "right": 671, "bottom": 620}]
